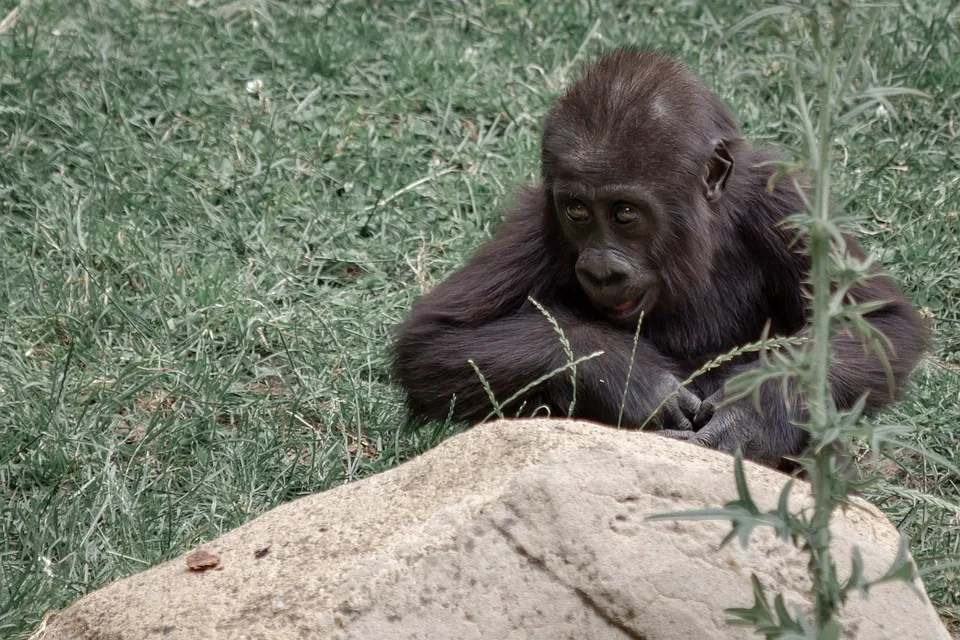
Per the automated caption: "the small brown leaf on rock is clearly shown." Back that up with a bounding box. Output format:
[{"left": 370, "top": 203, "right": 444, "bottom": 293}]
[{"left": 186, "top": 549, "right": 221, "bottom": 571}]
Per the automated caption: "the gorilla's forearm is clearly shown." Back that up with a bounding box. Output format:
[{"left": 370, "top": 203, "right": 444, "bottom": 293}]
[
  {"left": 709, "top": 295, "right": 927, "bottom": 426},
  {"left": 828, "top": 299, "right": 929, "bottom": 412},
  {"left": 812, "top": 242, "right": 931, "bottom": 412},
  {"left": 394, "top": 312, "right": 570, "bottom": 421},
  {"left": 394, "top": 310, "right": 685, "bottom": 425},
  {"left": 694, "top": 295, "right": 928, "bottom": 472}
]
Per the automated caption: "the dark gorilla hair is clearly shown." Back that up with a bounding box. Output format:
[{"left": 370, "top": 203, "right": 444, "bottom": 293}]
[{"left": 392, "top": 47, "right": 928, "bottom": 470}]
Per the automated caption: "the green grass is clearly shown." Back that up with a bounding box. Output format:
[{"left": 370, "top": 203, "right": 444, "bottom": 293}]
[{"left": 0, "top": 0, "right": 958, "bottom": 636}]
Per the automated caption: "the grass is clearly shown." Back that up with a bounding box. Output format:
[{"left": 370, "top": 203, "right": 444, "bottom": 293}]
[{"left": 0, "top": 0, "right": 957, "bottom": 636}]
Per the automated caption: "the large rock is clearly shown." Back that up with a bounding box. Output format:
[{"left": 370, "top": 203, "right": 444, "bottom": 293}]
[{"left": 38, "top": 419, "right": 949, "bottom": 639}]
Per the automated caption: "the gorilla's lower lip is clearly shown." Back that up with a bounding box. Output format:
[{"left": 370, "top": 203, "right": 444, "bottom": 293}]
[{"left": 605, "top": 293, "right": 649, "bottom": 318}]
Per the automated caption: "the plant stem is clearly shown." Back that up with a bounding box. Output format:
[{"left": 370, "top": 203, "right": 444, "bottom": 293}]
[
  {"left": 808, "top": 48, "right": 837, "bottom": 432},
  {"left": 807, "top": 39, "right": 841, "bottom": 629}
]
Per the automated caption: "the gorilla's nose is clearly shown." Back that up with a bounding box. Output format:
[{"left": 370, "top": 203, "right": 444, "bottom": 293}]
[{"left": 575, "top": 250, "right": 630, "bottom": 290}]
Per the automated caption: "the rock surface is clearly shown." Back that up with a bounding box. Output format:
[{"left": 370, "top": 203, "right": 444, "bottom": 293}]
[{"left": 38, "top": 419, "right": 949, "bottom": 639}]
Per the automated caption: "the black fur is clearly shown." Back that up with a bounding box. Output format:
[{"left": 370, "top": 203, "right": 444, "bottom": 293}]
[{"left": 392, "top": 48, "right": 928, "bottom": 469}]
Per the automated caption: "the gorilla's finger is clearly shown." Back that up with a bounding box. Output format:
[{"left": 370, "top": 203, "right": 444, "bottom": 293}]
[
  {"left": 693, "top": 410, "right": 754, "bottom": 455},
  {"left": 664, "top": 400, "right": 695, "bottom": 432},
  {"left": 677, "top": 386, "right": 701, "bottom": 419},
  {"left": 692, "top": 423, "right": 721, "bottom": 448},
  {"left": 656, "top": 429, "right": 696, "bottom": 441},
  {"left": 693, "top": 391, "right": 722, "bottom": 428},
  {"left": 690, "top": 406, "right": 739, "bottom": 448}
]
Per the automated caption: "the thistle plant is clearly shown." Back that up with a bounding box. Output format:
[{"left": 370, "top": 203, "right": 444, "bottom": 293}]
[{"left": 650, "top": 2, "right": 942, "bottom": 637}]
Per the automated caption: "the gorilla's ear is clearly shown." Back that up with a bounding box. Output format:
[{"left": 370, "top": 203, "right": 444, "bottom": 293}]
[{"left": 703, "top": 140, "right": 734, "bottom": 203}]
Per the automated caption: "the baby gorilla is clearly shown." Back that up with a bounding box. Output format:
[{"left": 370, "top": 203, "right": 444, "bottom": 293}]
[{"left": 393, "top": 47, "right": 928, "bottom": 470}]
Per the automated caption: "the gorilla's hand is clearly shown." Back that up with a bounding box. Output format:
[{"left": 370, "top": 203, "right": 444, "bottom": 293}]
[
  {"left": 660, "top": 390, "right": 786, "bottom": 469},
  {"left": 641, "top": 374, "right": 701, "bottom": 432}
]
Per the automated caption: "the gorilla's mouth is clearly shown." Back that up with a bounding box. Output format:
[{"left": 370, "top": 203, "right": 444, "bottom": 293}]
[
  {"left": 607, "top": 298, "right": 644, "bottom": 318},
  {"left": 604, "top": 289, "right": 657, "bottom": 319}
]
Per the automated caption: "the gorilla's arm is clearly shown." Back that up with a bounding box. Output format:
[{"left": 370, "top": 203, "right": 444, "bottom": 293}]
[
  {"left": 395, "top": 309, "right": 696, "bottom": 426},
  {"left": 825, "top": 265, "right": 929, "bottom": 411},
  {"left": 690, "top": 236, "right": 928, "bottom": 467},
  {"left": 393, "top": 189, "right": 696, "bottom": 428},
  {"left": 782, "top": 236, "right": 928, "bottom": 411}
]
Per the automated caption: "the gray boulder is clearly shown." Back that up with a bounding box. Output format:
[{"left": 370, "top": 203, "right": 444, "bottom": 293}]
[{"left": 37, "top": 419, "right": 950, "bottom": 639}]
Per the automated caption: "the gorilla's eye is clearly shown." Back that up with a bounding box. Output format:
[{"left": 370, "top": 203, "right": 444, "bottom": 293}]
[
  {"left": 564, "top": 200, "right": 590, "bottom": 222},
  {"left": 613, "top": 204, "right": 640, "bottom": 224}
]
